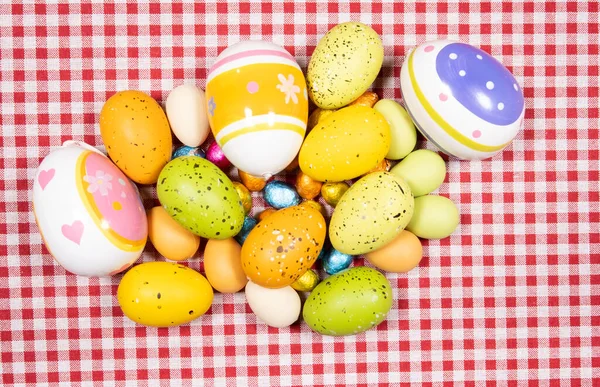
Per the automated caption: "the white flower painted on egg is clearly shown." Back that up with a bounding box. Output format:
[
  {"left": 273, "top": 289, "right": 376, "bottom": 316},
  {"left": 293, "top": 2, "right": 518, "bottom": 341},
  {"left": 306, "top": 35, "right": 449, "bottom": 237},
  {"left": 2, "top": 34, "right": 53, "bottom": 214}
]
[{"left": 276, "top": 74, "right": 301, "bottom": 104}]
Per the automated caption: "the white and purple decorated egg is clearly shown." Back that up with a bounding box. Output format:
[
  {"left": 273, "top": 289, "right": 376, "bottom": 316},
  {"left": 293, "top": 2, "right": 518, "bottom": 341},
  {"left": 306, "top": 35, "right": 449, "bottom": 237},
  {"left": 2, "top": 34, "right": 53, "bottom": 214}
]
[
  {"left": 400, "top": 40, "right": 525, "bottom": 160},
  {"left": 32, "top": 141, "right": 147, "bottom": 277}
]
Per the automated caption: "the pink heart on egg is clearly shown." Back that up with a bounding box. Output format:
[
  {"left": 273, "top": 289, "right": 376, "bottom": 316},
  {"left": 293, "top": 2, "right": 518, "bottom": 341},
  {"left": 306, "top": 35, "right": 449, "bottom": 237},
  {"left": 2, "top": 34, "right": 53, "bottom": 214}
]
[
  {"left": 439, "top": 93, "right": 448, "bottom": 102},
  {"left": 62, "top": 221, "right": 84, "bottom": 245},
  {"left": 38, "top": 169, "right": 55, "bottom": 190}
]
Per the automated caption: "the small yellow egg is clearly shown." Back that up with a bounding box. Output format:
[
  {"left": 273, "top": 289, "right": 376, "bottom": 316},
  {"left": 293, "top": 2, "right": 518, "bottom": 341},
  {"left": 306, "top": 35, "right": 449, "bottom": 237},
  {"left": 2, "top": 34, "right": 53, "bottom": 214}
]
[
  {"left": 365, "top": 230, "right": 422, "bottom": 273},
  {"left": 296, "top": 171, "right": 323, "bottom": 200},
  {"left": 321, "top": 181, "right": 350, "bottom": 207},
  {"left": 232, "top": 181, "right": 252, "bottom": 215},
  {"left": 238, "top": 170, "right": 267, "bottom": 192},
  {"left": 290, "top": 269, "right": 320, "bottom": 292},
  {"left": 147, "top": 206, "right": 200, "bottom": 261}
]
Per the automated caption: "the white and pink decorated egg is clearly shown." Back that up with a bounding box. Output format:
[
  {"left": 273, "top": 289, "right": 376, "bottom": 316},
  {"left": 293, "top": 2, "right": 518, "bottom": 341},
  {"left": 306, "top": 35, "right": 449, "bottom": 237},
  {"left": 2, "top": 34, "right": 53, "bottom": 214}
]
[
  {"left": 32, "top": 141, "right": 147, "bottom": 277},
  {"left": 400, "top": 40, "right": 525, "bottom": 160}
]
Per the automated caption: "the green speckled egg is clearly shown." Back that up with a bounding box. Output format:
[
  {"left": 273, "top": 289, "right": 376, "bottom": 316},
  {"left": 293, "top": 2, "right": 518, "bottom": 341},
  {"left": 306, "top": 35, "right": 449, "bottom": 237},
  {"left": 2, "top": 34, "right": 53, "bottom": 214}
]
[
  {"left": 307, "top": 22, "right": 384, "bottom": 109},
  {"left": 157, "top": 156, "right": 245, "bottom": 239},
  {"left": 299, "top": 106, "right": 391, "bottom": 182},
  {"left": 303, "top": 266, "right": 393, "bottom": 336},
  {"left": 329, "top": 172, "right": 414, "bottom": 255}
]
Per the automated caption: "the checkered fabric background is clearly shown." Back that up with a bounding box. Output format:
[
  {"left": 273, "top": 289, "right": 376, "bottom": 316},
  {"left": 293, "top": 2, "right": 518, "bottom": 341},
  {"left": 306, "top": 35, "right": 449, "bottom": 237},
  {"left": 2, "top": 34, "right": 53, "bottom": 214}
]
[{"left": 1, "top": 1, "right": 598, "bottom": 386}]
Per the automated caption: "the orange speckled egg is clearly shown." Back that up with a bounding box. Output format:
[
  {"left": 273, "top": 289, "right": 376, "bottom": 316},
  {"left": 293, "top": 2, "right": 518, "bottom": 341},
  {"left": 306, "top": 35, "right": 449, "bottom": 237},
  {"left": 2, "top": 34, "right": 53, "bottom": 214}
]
[
  {"left": 100, "top": 90, "right": 172, "bottom": 184},
  {"left": 241, "top": 205, "right": 326, "bottom": 288}
]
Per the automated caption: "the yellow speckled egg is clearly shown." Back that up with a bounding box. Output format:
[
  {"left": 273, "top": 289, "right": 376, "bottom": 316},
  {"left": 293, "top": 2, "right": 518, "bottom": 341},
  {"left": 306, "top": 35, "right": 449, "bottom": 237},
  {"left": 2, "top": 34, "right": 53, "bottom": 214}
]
[
  {"left": 99, "top": 90, "right": 172, "bottom": 185},
  {"left": 241, "top": 205, "right": 326, "bottom": 288},
  {"left": 307, "top": 22, "right": 384, "bottom": 109},
  {"left": 205, "top": 40, "right": 309, "bottom": 178},
  {"left": 117, "top": 262, "right": 213, "bottom": 327},
  {"left": 299, "top": 105, "right": 391, "bottom": 182},
  {"left": 330, "top": 172, "right": 414, "bottom": 255}
]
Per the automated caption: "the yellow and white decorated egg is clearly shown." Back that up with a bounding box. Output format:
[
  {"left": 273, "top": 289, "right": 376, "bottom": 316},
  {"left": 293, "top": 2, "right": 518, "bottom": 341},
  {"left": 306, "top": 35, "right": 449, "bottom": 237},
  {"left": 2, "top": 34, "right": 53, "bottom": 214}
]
[{"left": 205, "top": 40, "right": 309, "bottom": 178}]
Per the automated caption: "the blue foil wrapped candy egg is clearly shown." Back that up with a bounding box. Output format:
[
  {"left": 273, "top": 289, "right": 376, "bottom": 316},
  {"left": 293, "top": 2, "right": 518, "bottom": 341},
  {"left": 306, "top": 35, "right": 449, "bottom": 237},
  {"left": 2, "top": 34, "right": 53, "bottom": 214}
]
[
  {"left": 400, "top": 40, "right": 525, "bottom": 160},
  {"left": 172, "top": 145, "right": 206, "bottom": 160},
  {"left": 234, "top": 216, "right": 257, "bottom": 246},
  {"left": 263, "top": 180, "right": 301, "bottom": 209},
  {"left": 322, "top": 247, "right": 353, "bottom": 275}
]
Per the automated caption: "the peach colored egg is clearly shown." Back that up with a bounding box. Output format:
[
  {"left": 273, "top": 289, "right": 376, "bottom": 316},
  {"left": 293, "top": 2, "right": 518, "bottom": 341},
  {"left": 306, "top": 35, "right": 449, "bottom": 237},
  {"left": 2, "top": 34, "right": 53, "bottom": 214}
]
[
  {"left": 204, "top": 238, "right": 247, "bottom": 293},
  {"left": 365, "top": 230, "right": 422, "bottom": 273},
  {"left": 147, "top": 206, "right": 200, "bottom": 262}
]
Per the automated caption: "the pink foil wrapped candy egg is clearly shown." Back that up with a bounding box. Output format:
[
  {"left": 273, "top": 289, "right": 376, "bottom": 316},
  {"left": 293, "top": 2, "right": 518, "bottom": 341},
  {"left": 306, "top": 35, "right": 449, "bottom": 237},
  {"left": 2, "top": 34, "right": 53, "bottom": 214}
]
[{"left": 205, "top": 140, "right": 232, "bottom": 170}]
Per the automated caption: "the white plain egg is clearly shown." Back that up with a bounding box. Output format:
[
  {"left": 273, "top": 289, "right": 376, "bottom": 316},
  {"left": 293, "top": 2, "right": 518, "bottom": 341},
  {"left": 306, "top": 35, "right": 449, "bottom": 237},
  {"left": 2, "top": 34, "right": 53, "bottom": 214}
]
[
  {"left": 166, "top": 84, "right": 210, "bottom": 147},
  {"left": 244, "top": 280, "right": 301, "bottom": 328}
]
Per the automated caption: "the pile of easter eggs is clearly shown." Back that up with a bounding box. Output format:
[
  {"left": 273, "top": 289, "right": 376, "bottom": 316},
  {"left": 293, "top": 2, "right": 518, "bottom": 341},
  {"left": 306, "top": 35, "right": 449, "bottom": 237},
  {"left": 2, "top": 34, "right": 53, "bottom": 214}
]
[{"left": 32, "top": 22, "right": 524, "bottom": 336}]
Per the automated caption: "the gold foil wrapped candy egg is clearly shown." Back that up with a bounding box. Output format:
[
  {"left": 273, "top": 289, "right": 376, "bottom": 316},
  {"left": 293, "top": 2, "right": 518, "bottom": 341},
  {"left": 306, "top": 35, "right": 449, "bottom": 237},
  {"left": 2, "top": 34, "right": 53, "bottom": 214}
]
[
  {"left": 321, "top": 182, "right": 350, "bottom": 207},
  {"left": 347, "top": 91, "right": 379, "bottom": 108},
  {"left": 256, "top": 208, "right": 277, "bottom": 222},
  {"left": 299, "top": 200, "right": 328, "bottom": 219},
  {"left": 232, "top": 181, "right": 253, "bottom": 215},
  {"left": 290, "top": 269, "right": 320, "bottom": 292},
  {"left": 238, "top": 170, "right": 267, "bottom": 192},
  {"left": 296, "top": 171, "right": 323, "bottom": 200}
]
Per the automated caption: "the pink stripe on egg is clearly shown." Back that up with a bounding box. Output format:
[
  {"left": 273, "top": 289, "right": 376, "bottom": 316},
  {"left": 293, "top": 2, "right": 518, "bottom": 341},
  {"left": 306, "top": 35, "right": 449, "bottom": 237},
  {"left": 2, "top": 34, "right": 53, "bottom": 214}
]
[{"left": 208, "top": 49, "right": 295, "bottom": 77}]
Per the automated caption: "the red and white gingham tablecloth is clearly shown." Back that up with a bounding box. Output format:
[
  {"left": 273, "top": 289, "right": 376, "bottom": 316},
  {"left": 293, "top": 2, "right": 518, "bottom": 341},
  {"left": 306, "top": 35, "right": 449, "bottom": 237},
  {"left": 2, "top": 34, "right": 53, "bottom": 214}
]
[{"left": 0, "top": 1, "right": 598, "bottom": 386}]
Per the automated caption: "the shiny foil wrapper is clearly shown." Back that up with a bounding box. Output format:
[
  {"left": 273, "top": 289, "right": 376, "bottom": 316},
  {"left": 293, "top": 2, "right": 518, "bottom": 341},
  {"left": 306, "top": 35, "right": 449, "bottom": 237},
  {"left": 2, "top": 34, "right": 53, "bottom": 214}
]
[
  {"left": 296, "top": 171, "right": 323, "bottom": 200},
  {"left": 290, "top": 269, "right": 320, "bottom": 292},
  {"left": 322, "top": 247, "right": 353, "bottom": 275},
  {"left": 256, "top": 208, "right": 277, "bottom": 222},
  {"left": 347, "top": 91, "right": 379, "bottom": 108},
  {"left": 206, "top": 141, "right": 231, "bottom": 170},
  {"left": 321, "top": 181, "right": 350, "bottom": 207},
  {"left": 234, "top": 216, "right": 257, "bottom": 246},
  {"left": 238, "top": 170, "right": 267, "bottom": 192},
  {"left": 364, "top": 158, "right": 392, "bottom": 176},
  {"left": 299, "top": 200, "right": 327, "bottom": 219},
  {"left": 264, "top": 180, "right": 301, "bottom": 209},
  {"left": 232, "top": 182, "right": 252, "bottom": 215},
  {"left": 172, "top": 145, "right": 205, "bottom": 160}
]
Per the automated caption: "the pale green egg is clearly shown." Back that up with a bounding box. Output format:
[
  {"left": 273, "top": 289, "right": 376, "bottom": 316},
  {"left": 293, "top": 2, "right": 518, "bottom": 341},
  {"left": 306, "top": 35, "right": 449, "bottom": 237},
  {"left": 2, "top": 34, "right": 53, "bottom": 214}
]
[
  {"left": 390, "top": 149, "right": 447, "bottom": 197},
  {"left": 405, "top": 195, "right": 459, "bottom": 239},
  {"left": 373, "top": 99, "right": 417, "bottom": 160}
]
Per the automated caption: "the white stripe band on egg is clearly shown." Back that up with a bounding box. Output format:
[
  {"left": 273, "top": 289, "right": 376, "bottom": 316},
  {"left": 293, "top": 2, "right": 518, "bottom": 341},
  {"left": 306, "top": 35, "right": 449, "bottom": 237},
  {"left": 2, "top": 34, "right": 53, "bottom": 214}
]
[
  {"left": 207, "top": 55, "right": 301, "bottom": 83},
  {"left": 215, "top": 113, "right": 307, "bottom": 143}
]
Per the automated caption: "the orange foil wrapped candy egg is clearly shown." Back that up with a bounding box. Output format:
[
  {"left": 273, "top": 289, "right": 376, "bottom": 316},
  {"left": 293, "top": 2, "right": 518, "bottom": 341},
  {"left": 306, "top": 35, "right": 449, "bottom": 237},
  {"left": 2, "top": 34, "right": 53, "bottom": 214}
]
[{"left": 205, "top": 41, "right": 309, "bottom": 179}]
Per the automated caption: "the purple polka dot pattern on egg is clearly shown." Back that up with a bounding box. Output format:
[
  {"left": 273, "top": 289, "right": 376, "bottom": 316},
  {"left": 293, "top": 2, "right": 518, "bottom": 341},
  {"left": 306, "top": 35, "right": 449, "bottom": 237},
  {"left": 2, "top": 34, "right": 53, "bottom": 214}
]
[{"left": 435, "top": 43, "right": 524, "bottom": 126}]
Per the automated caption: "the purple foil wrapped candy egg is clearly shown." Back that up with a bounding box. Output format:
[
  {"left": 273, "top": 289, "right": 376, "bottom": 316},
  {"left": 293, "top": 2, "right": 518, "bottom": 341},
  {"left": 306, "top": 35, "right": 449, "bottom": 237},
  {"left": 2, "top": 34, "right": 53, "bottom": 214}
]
[
  {"left": 206, "top": 140, "right": 232, "bottom": 170},
  {"left": 400, "top": 40, "right": 525, "bottom": 160}
]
